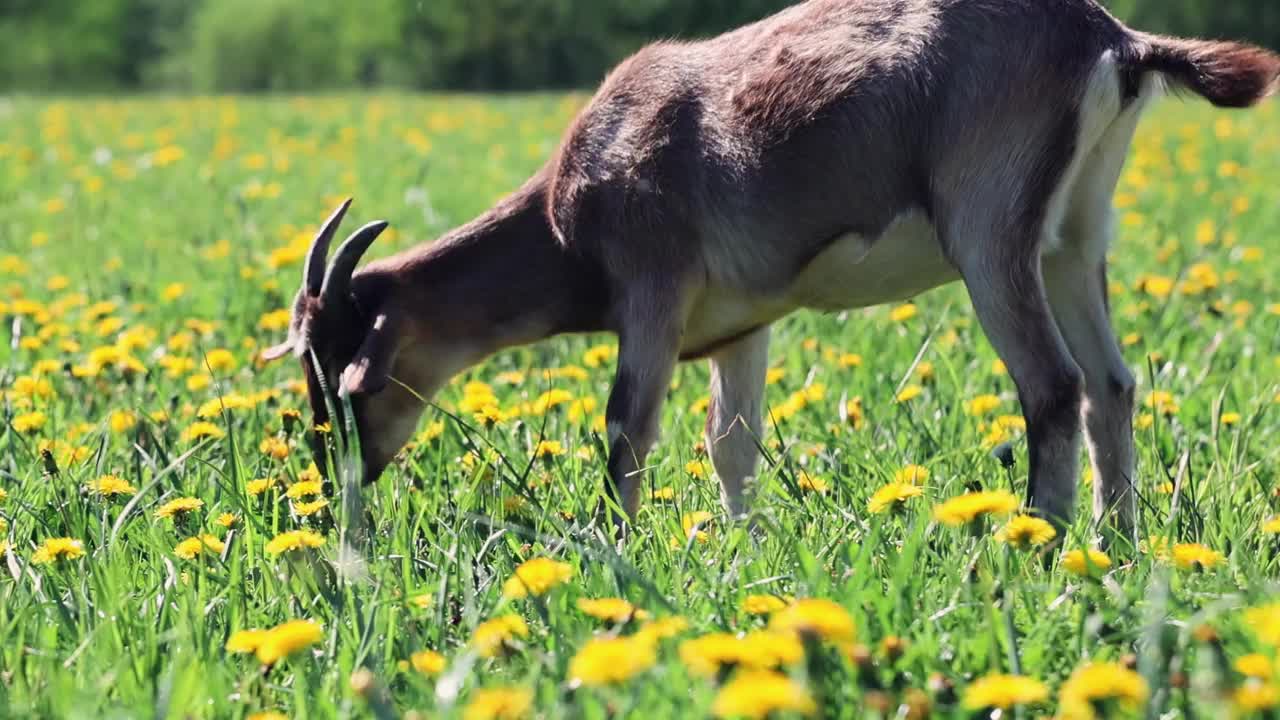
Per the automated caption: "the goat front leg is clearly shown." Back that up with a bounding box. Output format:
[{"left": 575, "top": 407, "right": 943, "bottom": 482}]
[
  {"left": 952, "top": 238, "right": 1085, "bottom": 530},
  {"left": 602, "top": 292, "right": 684, "bottom": 522},
  {"left": 706, "top": 326, "right": 770, "bottom": 519}
]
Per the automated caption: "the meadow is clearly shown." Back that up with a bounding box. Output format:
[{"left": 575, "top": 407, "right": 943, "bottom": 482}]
[{"left": 0, "top": 92, "right": 1278, "bottom": 719}]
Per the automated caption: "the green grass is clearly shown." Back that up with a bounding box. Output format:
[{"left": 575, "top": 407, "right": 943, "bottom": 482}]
[{"left": 0, "top": 93, "right": 1278, "bottom": 719}]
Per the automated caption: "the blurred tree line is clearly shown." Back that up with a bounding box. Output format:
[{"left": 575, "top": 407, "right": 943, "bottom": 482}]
[{"left": 1, "top": 0, "right": 1277, "bottom": 92}]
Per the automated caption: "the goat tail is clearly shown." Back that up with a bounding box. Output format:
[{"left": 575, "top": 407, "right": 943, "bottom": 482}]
[{"left": 1124, "top": 31, "right": 1280, "bottom": 108}]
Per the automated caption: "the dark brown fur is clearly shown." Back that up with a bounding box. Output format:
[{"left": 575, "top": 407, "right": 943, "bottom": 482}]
[{"left": 269, "top": 0, "right": 1280, "bottom": 530}]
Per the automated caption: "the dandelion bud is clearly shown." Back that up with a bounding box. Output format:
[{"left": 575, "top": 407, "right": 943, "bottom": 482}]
[
  {"left": 349, "top": 668, "right": 375, "bottom": 696},
  {"left": 990, "top": 441, "right": 1016, "bottom": 469},
  {"left": 865, "top": 690, "right": 892, "bottom": 716},
  {"left": 1170, "top": 671, "right": 1189, "bottom": 689},
  {"left": 40, "top": 448, "right": 59, "bottom": 478},
  {"left": 850, "top": 644, "right": 874, "bottom": 671},
  {"left": 880, "top": 636, "right": 909, "bottom": 662},
  {"left": 928, "top": 673, "right": 957, "bottom": 705},
  {"left": 1192, "top": 624, "right": 1220, "bottom": 645},
  {"left": 902, "top": 689, "right": 931, "bottom": 719}
]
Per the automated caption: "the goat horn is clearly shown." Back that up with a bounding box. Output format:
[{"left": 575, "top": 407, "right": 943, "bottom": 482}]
[
  {"left": 305, "top": 198, "right": 353, "bottom": 297},
  {"left": 320, "top": 220, "right": 389, "bottom": 303}
]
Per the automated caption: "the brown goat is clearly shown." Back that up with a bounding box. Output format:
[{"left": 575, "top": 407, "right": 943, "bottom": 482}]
[{"left": 264, "top": 0, "right": 1280, "bottom": 538}]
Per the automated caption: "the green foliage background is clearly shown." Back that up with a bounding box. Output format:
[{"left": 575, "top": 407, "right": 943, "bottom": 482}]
[{"left": 2, "top": 0, "right": 1277, "bottom": 92}]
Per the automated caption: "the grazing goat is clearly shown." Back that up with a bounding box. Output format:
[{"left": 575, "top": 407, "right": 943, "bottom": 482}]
[{"left": 264, "top": 0, "right": 1280, "bottom": 537}]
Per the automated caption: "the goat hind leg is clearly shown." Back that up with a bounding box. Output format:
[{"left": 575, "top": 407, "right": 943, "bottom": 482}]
[
  {"left": 1044, "top": 256, "right": 1136, "bottom": 541},
  {"left": 952, "top": 241, "right": 1085, "bottom": 529}
]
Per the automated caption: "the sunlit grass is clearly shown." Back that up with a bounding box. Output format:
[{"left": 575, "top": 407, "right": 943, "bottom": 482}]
[{"left": 0, "top": 94, "right": 1278, "bottom": 718}]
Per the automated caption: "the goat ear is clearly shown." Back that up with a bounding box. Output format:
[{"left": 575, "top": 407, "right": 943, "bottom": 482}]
[
  {"left": 339, "top": 311, "right": 402, "bottom": 397},
  {"left": 260, "top": 341, "right": 295, "bottom": 363}
]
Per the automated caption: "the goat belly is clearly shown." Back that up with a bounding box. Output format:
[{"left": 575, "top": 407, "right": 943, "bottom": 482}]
[{"left": 788, "top": 212, "right": 957, "bottom": 311}]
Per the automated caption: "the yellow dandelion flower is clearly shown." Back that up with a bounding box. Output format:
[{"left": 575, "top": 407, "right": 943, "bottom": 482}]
[
  {"left": 966, "top": 394, "right": 1002, "bottom": 416},
  {"left": 630, "top": 616, "right": 689, "bottom": 645},
  {"left": 85, "top": 474, "right": 137, "bottom": 497},
  {"left": 890, "top": 304, "right": 918, "bottom": 322},
  {"left": 260, "top": 436, "right": 290, "bottom": 460},
  {"left": 796, "top": 471, "right": 829, "bottom": 494},
  {"left": 532, "top": 440, "right": 564, "bottom": 459},
  {"left": 1137, "top": 274, "right": 1175, "bottom": 299},
  {"left": 679, "top": 631, "right": 804, "bottom": 677},
  {"left": 463, "top": 687, "right": 533, "bottom": 720},
  {"left": 1170, "top": 543, "right": 1223, "bottom": 571},
  {"left": 417, "top": 421, "right": 446, "bottom": 444},
  {"left": 680, "top": 511, "right": 715, "bottom": 544},
  {"left": 181, "top": 421, "right": 225, "bottom": 442},
  {"left": 286, "top": 480, "right": 323, "bottom": 499},
  {"left": 175, "top": 534, "right": 225, "bottom": 560},
  {"left": 247, "top": 712, "right": 287, "bottom": 720},
  {"left": 769, "top": 598, "right": 855, "bottom": 644},
  {"left": 409, "top": 649, "right": 446, "bottom": 675},
  {"left": 742, "top": 595, "right": 790, "bottom": 616},
  {"left": 962, "top": 674, "right": 1049, "bottom": 710},
  {"left": 186, "top": 374, "right": 213, "bottom": 392},
  {"left": 203, "top": 348, "right": 237, "bottom": 372},
  {"left": 1234, "top": 681, "right": 1278, "bottom": 713},
  {"left": 226, "top": 629, "right": 270, "bottom": 654},
  {"left": 160, "top": 283, "right": 186, "bottom": 302},
  {"left": 258, "top": 309, "right": 292, "bottom": 332},
  {"left": 502, "top": 557, "right": 573, "bottom": 598},
  {"left": 31, "top": 537, "right": 85, "bottom": 564},
  {"left": 576, "top": 597, "right": 648, "bottom": 624},
  {"left": 582, "top": 344, "right": 616, "bottom": 368},
  {"left": 843, "top": 396, "right": 865, "bottom": 429},
  {"left": 12, "top": 411, "right": 47, "bottom": 434},
  {"left": 569, "top": 635, "right": 657, "bottom": 686},
  {"left": 108, "top": 410, "right": 137, "bottom": 434},
  {"left": 1235, "top": 654, "right": 1273, "bottom": 679},
  {"left": 265, "top": 530, "right": 326, "bottom": 555},
  {"left": 473, "top": 404, "right": 506, "bottom": 427},
  {"left": 867, "top": 482, "right": 924, "bottom": 514},
  {"left": 1244, "top": 604, "right": 1280, "bottom": 646},
  {"left": 995, "top": 515, "right": 1057, "bottom": 550},
  {"left": 155, "top": 497, "right": 204, "bottom": 519},
  {"left": 894, "top": 465, "right": 930, "bottom": 484},
  {"left": 1141, "top": 535, "right": 1172, "bottom": 561},
  {"left": 738, "top": 630, "right": 806, "bottom": 669},
  {"left": 246, "top": 478, "right": 277, "bottom": 496},
  {"left": 896, "top": 384, "right": 923, "bottom": 402},
  {"left": 408, "top": 594, "right": 432, "bottom": 610},
  {"left": 1059, "top": 662, "right": 1149, "bottom": 719},
  {"left": 1062, "top": 548, "right": 1113, "bottom": 578},
  {"left": 685, "top": 459, "right": 709, "bottom": 479},
  {"left": 216, "top": 513, "right": 237, "bottom": 528},
  {"left": 1263, "top": 516, "right": 1280, "bottom": 535},
  {"left": 679, "top": 633, "right": 749, "bottom": 676},
  {"left": 933, "top": 490, "right": 1019, "bottom": 526},
  {"left": 255, "top": 619, "right": 323, "bottom": 665},
  {"left": 530, "top": 389, "right": 573, "bottom": 414},
  {"left": 472, "top": 615, "right": 530, "bottom": 657},
  {"left": 293, "top": 497, "right": 327, "bottom": 512},
  {"left": 1144, "top": 390, "right": 1179, "bottom": 416},
  {"left": 711, "top": 670, "right": 816, "bottom": 719}
]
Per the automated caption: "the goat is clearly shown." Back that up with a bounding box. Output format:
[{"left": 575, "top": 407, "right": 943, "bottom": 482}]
[{"left": 264, "top": 0, "right": 1280, "bottom": 539}]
